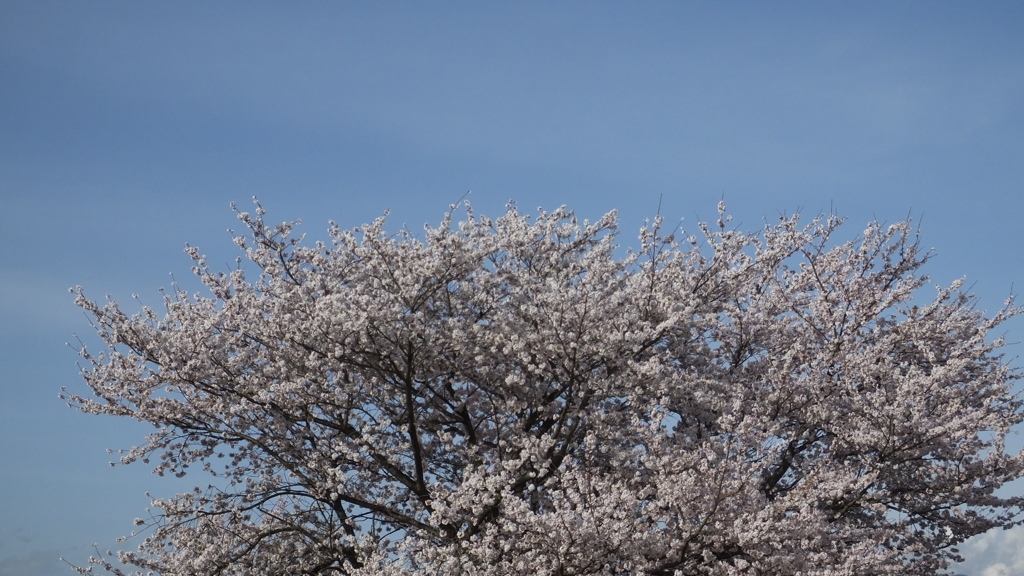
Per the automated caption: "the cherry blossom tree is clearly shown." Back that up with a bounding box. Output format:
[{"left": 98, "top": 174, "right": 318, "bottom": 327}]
[{"left": 67, "top": 201, "right": 1024, "bottom": 575}]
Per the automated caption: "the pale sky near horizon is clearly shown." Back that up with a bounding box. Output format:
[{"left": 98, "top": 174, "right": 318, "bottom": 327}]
[{"left": 2, "top": 2, "right": 1023, "bottom": 575}]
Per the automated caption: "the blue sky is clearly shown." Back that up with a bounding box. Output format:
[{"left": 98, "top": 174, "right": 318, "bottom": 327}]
[{"left": 1, "top": 2, "right": 1023, "bottom": 574}]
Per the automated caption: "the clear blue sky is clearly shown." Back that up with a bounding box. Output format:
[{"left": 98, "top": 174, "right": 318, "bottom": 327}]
[{"left": 2, "top": 2, "right": 1022, "bottom": 574}]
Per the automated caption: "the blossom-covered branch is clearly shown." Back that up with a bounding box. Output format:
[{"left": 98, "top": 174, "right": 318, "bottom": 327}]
[{"left": 67, "top": 201, "right": 1024, "bottom": 575}]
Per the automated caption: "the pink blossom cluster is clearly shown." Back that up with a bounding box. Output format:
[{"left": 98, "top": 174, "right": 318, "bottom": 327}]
[{"left": 67, "top": 201, "right": 1024, "bottom": 575}]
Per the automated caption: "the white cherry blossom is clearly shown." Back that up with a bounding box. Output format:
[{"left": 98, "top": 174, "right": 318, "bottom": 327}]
[{"left": 67, "top": 201, "right": 1024, "bottom": 575}]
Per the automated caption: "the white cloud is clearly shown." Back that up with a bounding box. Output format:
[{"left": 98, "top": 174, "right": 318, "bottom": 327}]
[{"left": 955, "top": 526, "right": 1024, "bottom": 576}]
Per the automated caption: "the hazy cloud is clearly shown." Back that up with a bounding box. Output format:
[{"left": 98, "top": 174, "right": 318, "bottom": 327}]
[
  {"left": 954, "top": 526, "right": 1024, "bottom": 576},
  {"left": 0, "top": 269, "right": 81, "bottom": 332},
  {"left": 0, "top": 549, "right": 66, "bottom": 576}
]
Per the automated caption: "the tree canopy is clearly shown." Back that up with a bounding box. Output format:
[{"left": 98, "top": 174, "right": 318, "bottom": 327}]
[{"left": 68, "top": 201, "right": 1024, "bottom": 575}]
